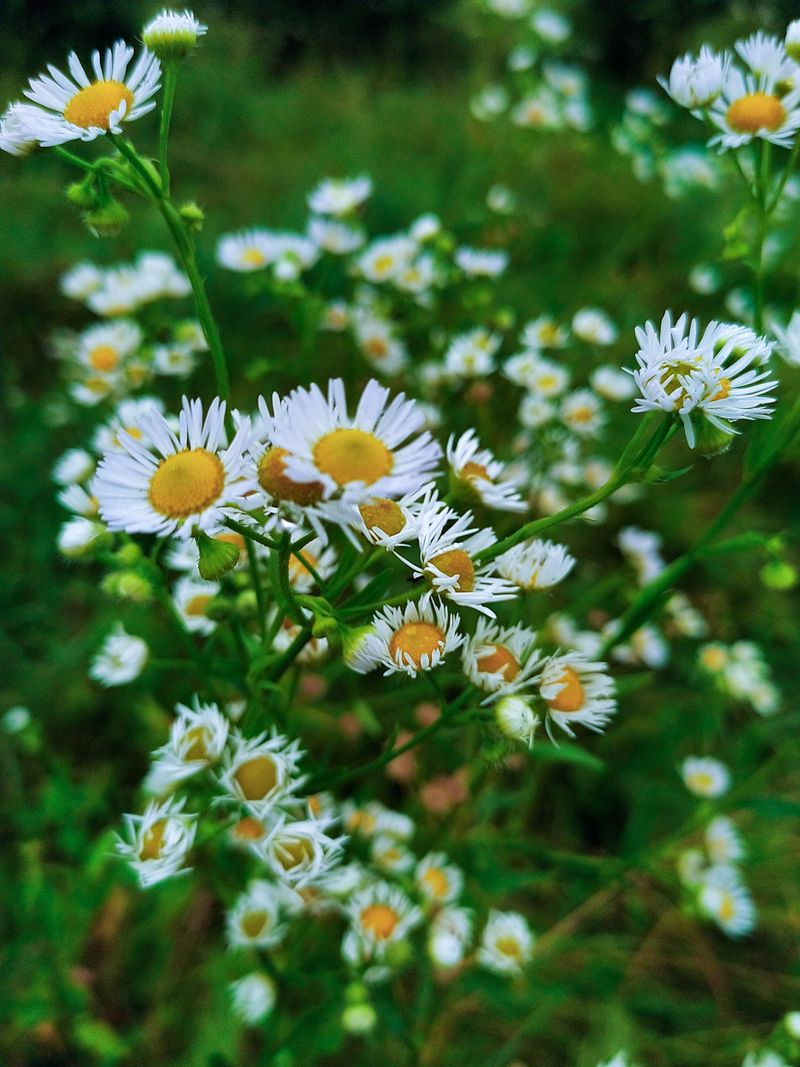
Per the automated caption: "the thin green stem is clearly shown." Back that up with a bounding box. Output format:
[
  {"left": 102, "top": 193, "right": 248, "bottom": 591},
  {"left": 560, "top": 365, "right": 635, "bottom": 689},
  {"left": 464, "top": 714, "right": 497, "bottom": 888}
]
[
  {"left": 159, "top": 62, "right": 178, "bottom": 197},
  {"left": 245, "top": 537, "right": 268, "bottom": 642},
  {"left": 225, "top": 517, "right": 280, "bottom": 551}
]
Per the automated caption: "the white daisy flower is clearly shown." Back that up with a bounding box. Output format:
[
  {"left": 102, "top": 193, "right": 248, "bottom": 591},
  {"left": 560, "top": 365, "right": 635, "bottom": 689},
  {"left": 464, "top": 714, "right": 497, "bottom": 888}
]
[
  {"left": 415, "top": 853, "right": 464, "bottom": 905},
  {"left": 531, "top": 8, "right": 571, "bottom": 43},
  {"left": 705, "top": 815, "right": 744, "bottom": 865},
  {"left": 611, "top": 623, "right": 670, "bottom": 669},
  {"left": 617, "top": 526, "right": 665, "bottom": 584},
  {"left": 681, "top": 756, "right": 731, "bottom": 798},
  {"left": 521, "top": 315, "right": 569, "bottom": 350},
  {"left": 117, "top": 796, "right": 196, "bottom": 888},
  {"left": 350, "top": 592, "right": 463, "bottom": 676},
  {"left": 307, "top": 175, "right": 372, "bottom": 216},
  {"left": 630, "top": 312, "right": 776, "bottom": 447},
  {"left": 538, "top": 652, "right": 616, "bottom": 737},
  {"left": 409, "top": 213, "right": 441, "bottom": 242},
  {"left": 788, "top": 21, "right": 800, "bottom": 62},
  {"left": 227, "top": 879, "right": 287, "bottom": 949},
  {"left": 470, "top": 84, "right": 510, "bottom": 122},
  {"left": 21, "top": 40, "right": 161, "bottom": 146},
  {"left": 371, "top": 835, "right": 416, "bottom": 876},
  {"left": 229, "top": 973, "right": 276, "bottom": 1024},
  {"left": 215, "top": 229, "right": 278, "bottom": 272},
  {"left": 90, "top": 624, "right": 148, "bottom": 686},
  {"left": 444, "top": 327, "right": 502, "bottom": 379},
  {"left": 659, "top": 46, "right": 728, "bottom": 109},
  {"left": 512, "top": 91, "right": 562, "bottom": 130},
  {"left": 217, "top": 730, "right": 305, "bottom": 816},
  {"left": 697, "top": 865, "right": 757, "bottom": 937},
  {"left": 561, "top": 389, "right": 605, "bottom": 437},
  {"left": 708, "top": 60, "right": 800, "bottom": 150},
  {"left": 53, "top": 447, "right": 95, "bottom": 486},
  {"left": 496, "top": 538, "right": 575, "bottom": 592},
  {"left": 92, "top": 396, "right": 167, "bottom": 454},
  {"left": 519, "top": 393, "right": 556, "bottom": 428},
  {"left": 447, "top": 430, "right": 526, "bottom": 512},
  {"left": 462, "top": 619, "right": 542, "bottom": 695},
  {"left": 171, "top": 575, "right": 218, "bottom": 634},
  {"left": 572, "top": 307, "right": 618, "bottom": 345},
  {"left": 57, "top": 483, "right": 99, "bottom": 517},
  {"left": 318, "top": 483, "right": 434, "bottom": 551},
  {"left": 58, "top": 516, "right": 106, "bottom": 558},
  {"left": 494, "top": 694, "right": 540, "bottom": 747},
  {"left": 307, "top": 216, "right": 364, "bottom": 255},
  {"left": 321, "top": 299, "right": 350, "bottom": 332},
  {"left": 146, "top": 696, "right": 229, "bottom": 793},
  {"left": 342, "top": 882, "right": 422, "bottom": 965},
  {"left": 477, "top": 909, "right": 534, "bottom": 974},
  {"left": 142, "top": 9, "right": 207, "bottom": 60},
  {"left": 357, "top": 235, "right": 417, "bottom": 283},
  {"left": 94, "top": 396, "right": 254, "bottom": 539},
  {"left": 74, "top": 319, "right": 142, "bottom": 378},
  {"left": 256, "top": 816, "right": 343, "bottom": 888},
  {"left": 60, "top": 261, "right": 103, "bottom": 301},
  {"left": 736, "top": 31, "right": 790, "bottom": 80},
  {"left": 153, "top": 343, "right": 197, "bottom": 378},
  {"left": 454, "top": 247, "right": 509, "bottom": 277},
  {"left": 342, "top": 801, "right": 414, "bottom": 841},
  {"left": 255, "top": 378, "right": 441, "bottom": 505},
  {"left": 0, "top": 101, "right": 60, "bottom": 155},
  {"left": 428, "top": 906, "right": 473, "bottom": 968},
  {"left": 352, "top": 311, "right": 408, "bottom": 375},
  {"left": 487, "top": 0, "right": 529, "bottom": 17},
  {"left": 591, "top": 365, "right": 637, "bottom": 401},
  {"left": 771, "top": 309, "right": 800, "bottom": 366}
]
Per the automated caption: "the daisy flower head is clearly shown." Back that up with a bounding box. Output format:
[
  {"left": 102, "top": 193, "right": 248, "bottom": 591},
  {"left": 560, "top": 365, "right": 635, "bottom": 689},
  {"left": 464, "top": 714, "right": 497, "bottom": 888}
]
[
  {"left": 142, "top": 10, "right": 207, "bottom": 61},
  {"left": 561, "top": 388, "right": 605, "bottom": 437},
  {"left": 90, "top": 624, "right": 148, "bottom": 686},
  {"left": 788, "top": 21, "right": 800, "bottom": 63},
  {"left": 117, "top": 796, "right": 196, "bottom": 888},
  {"left": 229, "top": 973, "right": 276, "bottom": 1024},
  {"left": 496, "top": 537, "right": 576, "bottom": 591},
  {"left": 410, "top": 505, "right": 518, "bottom": 616},
  {"left": 538, "top": 652, "right": 616, "bottom": 737},
  {"left": 444, "top": 328, "right": 502, "bottom": 379},
  {"left": 681, "top": 755, "right": 730, "bottom": 798},
  {"left": 357, "top": 235, "right": 416, "bottom": 284},
  {"left": 307, "top": 175, "right": 372, "bottom": 217},
  {"left": 215, "top": 229, "right": 279, "bottom": 273},
  {"left": 284, "top": 536, "right": 337, "bottom": 593},
  {"left": 477, "top": 909, "right": 534, "bottom": 975},
  {"left": 20, "top": 40, "right": 160, "bottom": 146},
  {"left": 697, "top": 864, "right": 757, "bottom": 937},
  {"left": 521, "top": 315, "right": 569, "bottom": 350},
  {"left": 659, "top": 46, "right": 728, "bottom": 109},
  {"left": 371, "top": 835, "right": 416, "bottom": 876},
  {"left": 74, "top": 319, "right": 143, "bottom": 379},
  {"left": 256, "top": 816, "right": 344, "bottom": 888},
  {"left": 349, "top": 592, "right": 464, "bottom": 677},
  {"left": 415, "top": 853, "right": 464, "bottom": 905},
  {"left": 509, "top": 353, "right": 570, "bottom": 395},
  {"left": 591, "top": 365, "right": 637, "bottom": 401},
  {"left": 308, "top": 216, "right": 365, "bottom": 255},
  {"left": 455, "top": 246, "right": 509, "bottom": 277},
  {"left": 94, "top": 396, "right": 254, "bottom": 539},
  {"left": 58, "top": 516, "right": 107, "bottom": 558},
  {"left": 255, "top": 379, "right": 441, "bottom": 507},
  {"left": 447, "top": 430, "right": 526, "bottom": 512},
  {"left": 494, "top": 694, "right": 540, "bottom": 747},
  {"left": 217, "top": 730, "right": 305, "bottom": 816},
  {"left": 428, "top": 906, "right": 473, "bottom": 968},
  {"left": 572, "top": 307, "right": 618, "bottom": 346},
  {"left": 159, "top": 695, "right": 228, "bottom": 772},
  {"left": 707, "top": 46, "right": 800, "bottom": 150},
  {"left": 342, "top": 882, "right": 422, "bottom": 965},
  {"left": 630, "top": 312, "right": 776, "bottom": 447},
  {"left": 705, "top": 815, "right": 744, "bottom": 864},
  {"left": 462, "top": 619, "right": 543, "bottom": 696},
  {"left": 227, "top": 879, "right": 287, "bottom": 949},
  {"left": 0, "top": 101, "right": 61, "bottom": 156},
  {"left": 352, "top": 311, "right": 409, "bottom": 376}
]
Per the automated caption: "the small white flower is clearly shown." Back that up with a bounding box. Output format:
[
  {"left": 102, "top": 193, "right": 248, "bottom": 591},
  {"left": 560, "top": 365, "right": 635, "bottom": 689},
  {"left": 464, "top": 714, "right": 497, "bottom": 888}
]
[
  {"left": 229, "top": 973, "right": 276, "bottom": 1024},
  {"left": 462, "top": 619, "right": 543, "bottom": 696},
  {"left": 53, "top": 448, "right": 95, "bottom": 486},
  {"left": 409, "top": 213, "right": 441, "bottom": 242},
  {"left": 659, "top": 46, "right": 728, "bottom": 109},
  {"left": 142, "top": 9, "right": 207, "bottom": 60},
  {"left": 444, "top": 328, "right": 501, "bottom": 379},
  {"left": 307, "top": 175, "right": 372, "bottom": 216},
  {"left": 227, "top": 879, "right": 287, "bottom": 949},
  {"left": 470, "top": 84, "right": 509, "bottom": 122},
  {"left": 681, "top": 756, "right": 731, "bottom": 798},
  {"left": 428, "top": 906, "right": 473, "bottom": 968},
  {"left": 478, "top": 909, "right": 534, "bottom": 974},
  {"left": 538, "top": 652, "right": 616, "bottom": 737},
  {"left": 357, "top": 235, "right": 417, "bottom": 283},
  {"left": 531, "top": 9, "right": 571, "bottom": 43},
  {"left": 521, "top": 315, "right": 569, "bottom": 350},
  {"left": 90, "top": 624, "right": 148, "bottom": 686},
  {"left": 343, "top": 882, "right": 422, "bottom": 965},
  {"left": 307, "top": 216, "right": 365, "bottom": 255},
  {"left": 455, "top": 246, "right": 509, "bottom": 277},
  {"left": 58, "top": 517, "right": 105, "bottom": 558},
  {"left": 350, "top": 592, "right": 464, "bottom": 677},
  {"left": 415, "top": 853, "right": 464, "bottom": 905},
  {"left": 371, "top": 835, "right": 416, "bottom": 876},
  {"left": 494, "top": 695, "right": 540, "bottom": 747},
  {"left": 447, "top": 430, "right": 526, "bottom": 512},
  {"left": 591, "top": 365, "right": 636, "bottom": 401},
  {"left": 256, "top": 815, "right": 344, "bottom": 888},
  {"left": 697, "top": 865, "right": 757, "bottom": 937},
  {"left": 117, "top": 796, "right": 196, "bottom": 888},
  {"left": 705, "top": 816, "right": 744, "bottom": 864},
  {"left": 217, "top": 730, "right": 306, "bottom": 816},
  {"left": 572, "top": 307, "right": 617, "bottom": 345},
  {"left": 561, "top": 389, "right": 605, "bottom": 437},
  {"left": 60, "top": 262, "right": 104, "bottom": 301},
  {"left": 708, "top": 58, "right": 800, "bottom": 150}
]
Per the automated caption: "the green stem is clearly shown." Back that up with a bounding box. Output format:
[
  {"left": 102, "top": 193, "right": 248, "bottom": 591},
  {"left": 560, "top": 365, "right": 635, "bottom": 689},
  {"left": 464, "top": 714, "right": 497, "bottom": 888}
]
[
  {"left": 159, "top": 62, "right": 178, "bottom": 198},
  {"left": 245, "top": 537, "right": 268, "bottom": 642},
  {"left": 51, "top": 145, "right": 139, "bottom": 194},
  {"left": 225, "top": 517, "right": 280, "bottom": 551}
]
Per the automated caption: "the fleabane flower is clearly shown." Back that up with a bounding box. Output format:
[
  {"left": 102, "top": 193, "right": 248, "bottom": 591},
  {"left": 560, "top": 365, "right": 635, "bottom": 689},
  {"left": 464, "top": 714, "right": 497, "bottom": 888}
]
[
  {"left": 447, "top": 430, "right": 526, "bottom": 512},
  {"left": 254, "top": 379, "right": 441, "bottom": 507},
  {"left": 697, "top": 865, "right": 757, "bottom": 937},
  {"left": 659, "top": 46, "right": 728, "bottom": 109},
  {"left": 229, "top": 973, "right": 276, "bottom": 1024},
  {"left": 172, "top": 575, "right": 219, "bottom": 634},
  {"left": 408, "top": 506, "right": 518, "bottom": 617},
  {"left": 217, "top": 730, "right": 306, "bottom": 816},
  {"left": 681, "top": 756, "right": 730, "bottom": 798},
  {"left": 94, "top": 396, "right": 254, "bottom": 539},
  {"left": 496, "top": 538, "right": 576, "bottom": 591},
  {"left": 444, "top": 328, "right": 501, "bottom": 378},
  {"left": 705, "top": 815, "right": 744, "bottom": 864},
  {"left": 307, "top": 175, "right": 372, "bottom": 216},
  {"left": 462, "top": 619, "right": 542, "bottom": 696},
  {"left": 707, "top": 53, "right": 800, "bottom": 150},
  {"left": 538, "top": 652, "right": 616, "bottom": 737},
  {"left": 349, "top": 593, "right": 463, "bottom": 677},
  {"left": 428, "top": 906, "right": 473, "bottom": 968},
  {"left": 415, "top": 853, "right": 464, "bottom": 906},
  {"left": 629, "top": 312, "right": 776, "bottom": 447},
  {"left": 142, "top": 10, "right": 207, "bottom": 61},
  {"left": 226, "top": 879, "right": 288, "bottom": 949},
  {"left": 342, "top": 882, "right": 422, "bottom": 965},
  {"left": 117, "top": 796, "right": 196, "bottom": 888},
  {"left": 90, "top": 624, "right": 148, "bottom": 686},
  {"left": 0, "top": 101, "right": 61, "bottom": 155},
  {"left": 454, "top": 246, "right": 509, "bottom": 277},
  {"left": 477, "top": 909, "right": 534, "bottom": 975},
  {"left": 561, "top": 389, "right": 605, "bottom": 437},
  {"left": 572, "top": 307, "right": 618, "bottom": 346},
  {"left": 256, "top": 815, "right": 344, "bottom": 888},
  {"left": 494, "top": 694, "right": 540, "bottom": 747},
  {"left": 20, "top": 40, "right": 161, "bottom": 146}
]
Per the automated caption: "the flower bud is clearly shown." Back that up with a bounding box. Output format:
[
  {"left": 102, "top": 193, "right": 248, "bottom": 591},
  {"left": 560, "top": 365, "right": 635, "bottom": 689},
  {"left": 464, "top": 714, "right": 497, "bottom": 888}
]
[
  {"left": 341, "top": 625, "right": 374, "bottom": 668},
  {"left": 142, "top": 10, "right": 208, "bottom": 61},
  {"left": 83, "top": 200, "right": 129, "bottom": 237},
  {"left": 494, "top": 695, "right": 539, "bottom": 747},
  {"left": 341, "top": 1003, "right": 377, "bottom": 1035},
  {"left": 102, "top": 570, "right": 153, "bottom": 603},
  {"left": 113, "top": 543, "right": 142, "bottom": 567},
  {"left": 235, "top": 589, "right": 258, "bottom": 619},
  {"left": 693, "top": 415, "right": 734, "bottom": 457},
  {"left": 760, "top": 559, "right": 797, "bottom": 590},
  {"left": 196, "top": 530, "right": 240, "bottom": 581},
  {"left": 179, "top": 200, "right": 205, "bottom": 231},
  {"left": 66, "top": 175, "right": 99, "bottom": 209}
]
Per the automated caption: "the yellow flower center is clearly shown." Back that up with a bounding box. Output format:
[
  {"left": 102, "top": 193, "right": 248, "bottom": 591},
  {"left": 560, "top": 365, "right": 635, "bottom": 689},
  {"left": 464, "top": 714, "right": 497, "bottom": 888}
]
[
  {"left": 389, "top": 621, "right": 446, "bottom": 667},
  {"left": 421, "top": 867, "right": 450, "bottom": 898},
  {"left": 547, "top": 667, "right": 585, "bottom": 713},
  {"left": 148, "top": 448, "right": 225, "bottom": 519},
  {"left": 372, "top": 254, "right": 395, "bottom": 275},
  {"left": 182, "top": 725, "right": 211, "bottom": 761},
  {"left": 139, "top": 818, "right": 167, "bottom": 861},
  {"left": 361, "top": 903, "right": 400, "bottom": 940},
  {"left": 727, "top": 92, "right": 786, "bottom": 134},
  {"left": 427, "top": 548, "right": 476, "bottom": 593},
  {"left": 234, "top": 755, "right": 278, "bottom": 800},
  {"left": 569, "top": 406, "right": 594, "bottom": 424},
  {"left": 184, "top": 594, "right": 212, "bottom": 617},
  {"left": 689, "top": 772, "right": 714, "bottom": 794},
  {"left": 461, "top": 460, "right": 491, "bottom": 482},
  {"left": 313, "top": 428, "right": 393, "bottom": 487},
  {"left": 358, "top": 498, "right": 406, "bottom": 537},
  {"left": 364, "top": 337, "right": 389, "bottom": 358},
  {"left": 241, "top": 247, "right": 267, "bottom": 267},
  {"left": 233, "top": 816, "right": 265, "bottom": 841},
  {"left": 258, "top": 447, "right": 324, "bottom": 505},
  {"left": 709, "top": 378, "right": 731, "bottom": 402},
  {"left": 215, "top": 531, "right": 245, "bottom": 551},
  {"left": 496, "top": 935, "right": 522, "bottom": 957},
  {"left": 242, "top": 910, "right": 270, "bottom": 938},
  {"left": 476, "top": 643, "right": 520, "bottom": 680},
  {"left": 701, "top": 647, "right": 727, "bottom": 671},
  {"left": 64, "top": 80, "right": 134, "bottom": 130},
  {"left": 718, "top": 892, "right": 735, "bottom": 922},
  {"left": 88, "top": 344, "right": 120, "bottom": 371},
  {"left": 279, "top": 837, "right": 314, "bottom": 869}
]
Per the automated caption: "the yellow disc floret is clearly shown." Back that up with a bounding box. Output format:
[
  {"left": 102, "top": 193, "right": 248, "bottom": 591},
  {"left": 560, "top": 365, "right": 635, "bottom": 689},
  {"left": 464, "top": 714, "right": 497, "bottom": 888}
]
[
  {"left": 547, "top": 667, "right": 585, "bottom": 713},
  {"left": 139, "top": 818, "right": 167, "bottom": 861},
  {"left": 389, "top": 621, "right": 445, "bottom": 667},
  {"left": 64, "top": 81, "right": 134, "bottom": 130},
  {"left": 313, "top": 428, "right": 393, "bottom": 487},
  {"left": 148, "top": 448, "right": 225, "bottom": 519},
  {"left": 359, "top": 498, "right": 406, "bottom": 537},
  {"left": 242, "top": 910, "right": 270, "bottom": 938},
  {"left": 234, "top": 755, "right": 278, "bottom": 800},
  {"left": 88, "top": 345, "right": 120, "bottom": 372},
  {"left": 726, "top": 92, "right": 786, "bottom": 134},
  {"left": 360, "top": 903, "right": 400, "bottom": 940},
  {"left": 258, "top": 447, "right": 324, "bottom": 505},
  {"left": 476, "top": 643, "right": 520, "bottom": 680},
  {"left": 427, "top": 548, "right": 476, "bottom": 593}
]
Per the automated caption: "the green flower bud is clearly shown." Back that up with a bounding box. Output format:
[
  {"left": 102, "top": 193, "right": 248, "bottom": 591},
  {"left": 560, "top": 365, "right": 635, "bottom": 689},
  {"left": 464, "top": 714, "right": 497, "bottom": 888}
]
[
  {"left": 204, "top": 596, "right": 232, "bottom": 622},
  {"left": 101, "top": 570, "right": 153, "bottom": 603},
  {"left": 760, "top": 559, "right": 797, "bottom": 590},
  {"left": 235, "top": 589, "right": 259, "bottom": 619},
  {"left": 66, "top": 175, "right": 99, "bottom": 209},
  {"left": 344, "top": 981, "right": 369, "bottom": 1005},
  {"left": 693, "top": 415, "right": 734, "bottom": 458},
  {"left": 196, "top": 530, "right": 240, "bottom": 581},
  {"left": 114, "top": 543, "right": 142, "bottom": 567},
  {"left": 83, "top": 200, "right": 129, "bottom": 237},
  {"left": 142, "top": 11, "right": 207, "bottom": 61},
  {"left": 494, "top": 695, "right": 539, "bottom": 747},
  {"left": 178, "top": 200, "right": 205, "bottom": 231},
  {"left": 341, "top": 625, "right": 374, "bottom": 668},
  {"left": 341, "top": 1003, "right": 377, "bottom": 1035}
]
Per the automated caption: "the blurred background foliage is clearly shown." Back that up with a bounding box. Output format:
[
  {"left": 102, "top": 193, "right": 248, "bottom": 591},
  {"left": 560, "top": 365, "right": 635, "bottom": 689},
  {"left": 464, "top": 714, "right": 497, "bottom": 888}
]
[{"left": 1, "top": 1, "right": 800, "bottom": 1066}]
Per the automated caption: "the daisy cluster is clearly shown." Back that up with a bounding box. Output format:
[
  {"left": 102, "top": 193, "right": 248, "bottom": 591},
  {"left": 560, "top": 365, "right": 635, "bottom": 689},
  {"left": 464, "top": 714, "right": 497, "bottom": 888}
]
[
  {"left": 698, "top": 641, "right": 780, "bottom": 716},
  {"left": 676, "top": 760, "right": 757, "bottom": 939},
  {"left": 471, "top": 2, "right": 592, "bottom": 134},
  {"left": 54, "top": 253, "right": 206, "bottom": 404}
]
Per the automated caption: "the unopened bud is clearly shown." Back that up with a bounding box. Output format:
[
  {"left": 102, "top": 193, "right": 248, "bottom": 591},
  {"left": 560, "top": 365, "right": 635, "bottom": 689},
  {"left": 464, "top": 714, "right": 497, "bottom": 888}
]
[
  {"left": 83, "top": 200, "right": 129, "bottom": 237},
  {"left": 66, "top": 175, "right": 98, "bottom": 209},
  {"left": 142, "top": 10, "right": 208, "bottom": 61},
  {"left": 179, "top": 200, "right": 205, "bottom": 231},
  {"left": 341, "top": 1003, "right": 377, "bottom": 1035},
  {"left": 494, "top": 695, "right": 539, "bottom": 747},
  {"left": 196, "top": 530, "right": 240, "bottom": 580}
]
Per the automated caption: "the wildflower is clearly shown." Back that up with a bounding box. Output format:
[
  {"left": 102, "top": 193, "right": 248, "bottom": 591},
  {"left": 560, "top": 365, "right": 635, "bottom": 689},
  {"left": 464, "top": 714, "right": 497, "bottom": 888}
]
[
  {"left": 415, "top": 853, "right": 464, "bottom": 905},
  {"left": 705, "top": 816, "right": 744, "bottom": 864},
  {"left": 229, "top": 973, "right": 276, "bottom": 1024},
  {"left": 681, "top": 756, "right": 730, "bottom": 797},
  {"left": 561, "top": 389, "right": 605, "bottom": 437},
  {"left": 659, "top": 46, "right": 728, "bottom": 109},
  {"left": 447, "top": 430, "right": 526, "bottom": 512},
  {"left": 357, "top": 235, "right": 416, "bottom": 284},
  {"left": 521, "top": 315, "right": 569, "bottom": 350},
  {"left": 58, "top": 517, "right": 106, "bottom": 558},
  {"left": 494, "top": 695, "right": 540, "bottom": 747},
  {"left": 349, "top": 593, "right": 463, "bottom": 677},
  {"left": 218, "top": 731, "right": 305, "bottom": 816},
  {"left": 90, "top": 624, "right": 148, "bottom": 686},
  {"left": 371, "top": 835, "right": 416, "bottom": 876},
  {"left": 308, "top": 216, "right": 364, "bottom": 255},
  {"left": 19, "top": 41, "right": 161, "bottom": 146},
  {"left": 53, "top": 448, "right": 94, "bottom": 486},
  {"left": 707, "top": 40, "right": 800, "bottom": 150},
  {"left": 307, "top": 175, "right": 372, "bottom": 216},
  {"left": 591, "top": 365, "right": 636, "bottom": 401},
  {"left": 617, "top": 526, "right": 664, "bottom": 584},
  {"left": 531, "top": 8, "right": 571, "bottom": 43},
  {"left": 496, "top": 538, "right": 575, "bottom": 591},
  {"left": 94, "top": 396, "right": 254, "bottom": 539},
  {"left": 455, "top": 247, "right": 509, "bottom": 277},
  {"left": 227, "top": 880, "right": 288, "bottom": 948},
  {"left": 352, "top": 311, "right": 408, "bottom": 375},
  {"left": 462, "top": 620, "right": 542, "bottom": 695},
  {"left": 572, "top": 307, "right": 618, "bottom": 345},
  {"left": 444, "top": 328, "right": 501, "bottom": 378},
  {"left": 142, "top": 9, "right": 207, "bottom": 62},
  {"left": 428, "top": 906, "right": 473, "bottom": 967},
  {"left": 342, "top": 882, "right": 422, "bottom": 964},
  {"left": 697, "top": 865, "right": 757, "bottom": 937},
  {"left": 478, "top": 909, "right": 534, "bottom": 974},
  {"left": 538, "top": 652, "right": 616, "bottom": 737},
  {"left": 117, "top": 796, "right": 196, "bottom": 887},
  {"left": 0, "top": 101, "right": 58, "bottom": 155},
  {"left": 257, "top": 816, "right": 343, "bottom": 888},
  {"left": 470, "top": 85, "right": 509, "bottom": 122}
]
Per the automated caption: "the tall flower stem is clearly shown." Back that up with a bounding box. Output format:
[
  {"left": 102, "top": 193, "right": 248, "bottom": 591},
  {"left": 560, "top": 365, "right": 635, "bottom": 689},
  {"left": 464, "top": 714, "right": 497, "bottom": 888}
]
[{"left": 158, "top": 62, "right": 178, "bottom": 198}]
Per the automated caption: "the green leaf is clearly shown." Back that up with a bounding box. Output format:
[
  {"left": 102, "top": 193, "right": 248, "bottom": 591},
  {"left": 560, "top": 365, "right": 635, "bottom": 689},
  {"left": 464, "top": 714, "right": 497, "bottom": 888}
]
[{"left": 531, "top": 741, "right": 605, "bottom": 772}]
